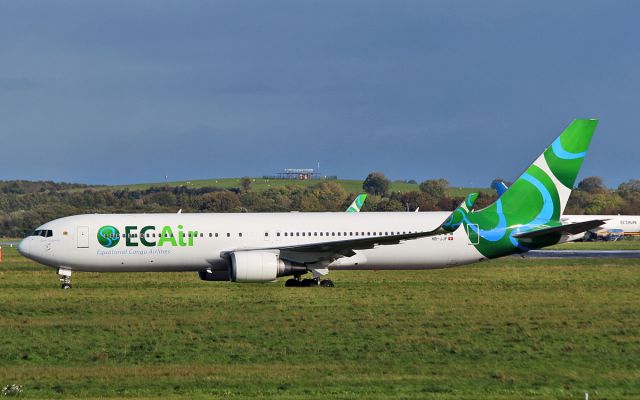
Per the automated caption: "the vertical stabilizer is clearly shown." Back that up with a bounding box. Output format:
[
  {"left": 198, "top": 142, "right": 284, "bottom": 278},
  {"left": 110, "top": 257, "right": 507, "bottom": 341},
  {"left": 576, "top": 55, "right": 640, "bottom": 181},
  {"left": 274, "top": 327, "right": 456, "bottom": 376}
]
[
  {"left": 346, "top": 194, "right": 367, "bottom": 212},
  {"left": 465, "top": 119, "right": 598, "bottom": 257}
]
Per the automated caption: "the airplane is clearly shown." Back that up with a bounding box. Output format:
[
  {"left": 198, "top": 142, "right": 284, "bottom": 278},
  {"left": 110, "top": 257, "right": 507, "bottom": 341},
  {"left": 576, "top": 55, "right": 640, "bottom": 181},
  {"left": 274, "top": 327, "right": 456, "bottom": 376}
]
[
  {"left": 494, "top": 181, "right": 509, "bottom": 196},
  {"left": 346, "top": 194, "right": 367, "bottom": 213},
  {"left": 19, "top": 119, "right": 603, "bottom": 289},
  {"left": 492, "top": 181, "right": 640, "bottom": 240}
]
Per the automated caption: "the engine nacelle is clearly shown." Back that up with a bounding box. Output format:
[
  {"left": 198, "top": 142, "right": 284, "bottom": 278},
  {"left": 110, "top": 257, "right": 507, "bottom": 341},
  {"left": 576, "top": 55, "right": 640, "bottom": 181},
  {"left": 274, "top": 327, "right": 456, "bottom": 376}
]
[
  {"left": 198, "top": 269, "right": 230, "bottom": 281},
  {"left": 230, "top": 251, "right": 305, "bottom": 283}
]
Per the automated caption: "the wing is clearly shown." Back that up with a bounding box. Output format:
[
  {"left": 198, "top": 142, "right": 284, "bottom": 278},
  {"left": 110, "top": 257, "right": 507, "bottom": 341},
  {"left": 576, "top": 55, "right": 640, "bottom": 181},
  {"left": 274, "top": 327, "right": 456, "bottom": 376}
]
[
  {"left": 227, "top": 194, "right": 478, "bottom": 265},
  {"left": 276, "top": 229, "right": 443, "bottom": 264},
  {"left": 512, "top": 219, "right": 607, "bottom": 240}
]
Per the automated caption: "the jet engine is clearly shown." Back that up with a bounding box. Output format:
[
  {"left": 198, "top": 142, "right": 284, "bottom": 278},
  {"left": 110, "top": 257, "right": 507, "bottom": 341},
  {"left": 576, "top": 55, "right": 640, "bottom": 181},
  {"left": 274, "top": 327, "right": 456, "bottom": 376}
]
[{"left": 229, "top": 251, "right": 306, "bottom": 282}]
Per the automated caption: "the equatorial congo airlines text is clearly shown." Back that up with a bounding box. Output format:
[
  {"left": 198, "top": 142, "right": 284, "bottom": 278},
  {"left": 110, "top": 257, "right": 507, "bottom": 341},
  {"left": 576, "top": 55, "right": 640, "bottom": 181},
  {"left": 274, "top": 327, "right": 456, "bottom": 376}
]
[{"left": 96, "top": 224, "right": 196, "bottom": 256}]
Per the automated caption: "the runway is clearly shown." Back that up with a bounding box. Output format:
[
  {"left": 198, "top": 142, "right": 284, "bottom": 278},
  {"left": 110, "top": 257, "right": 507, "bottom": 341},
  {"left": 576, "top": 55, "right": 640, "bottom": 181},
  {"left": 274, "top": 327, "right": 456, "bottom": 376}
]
[{"left": 523, "top": 250, "right": 640, "bottom": 259}]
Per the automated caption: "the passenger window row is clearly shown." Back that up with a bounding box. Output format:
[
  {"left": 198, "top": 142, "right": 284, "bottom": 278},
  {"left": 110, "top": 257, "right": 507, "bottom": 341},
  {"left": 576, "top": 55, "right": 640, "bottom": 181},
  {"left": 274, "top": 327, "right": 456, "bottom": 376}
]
[
  {"left": 272, "top": 231, "right": 413, "bottom": 237},
  {"left": 100, "top": 231, "right": 415, "bottom": 239},
  {"left": 113, "top": 231, "right": 414, "bottom": 239},
  {"left": 41, "top": 230, "right": 416, "bottom": 240}
]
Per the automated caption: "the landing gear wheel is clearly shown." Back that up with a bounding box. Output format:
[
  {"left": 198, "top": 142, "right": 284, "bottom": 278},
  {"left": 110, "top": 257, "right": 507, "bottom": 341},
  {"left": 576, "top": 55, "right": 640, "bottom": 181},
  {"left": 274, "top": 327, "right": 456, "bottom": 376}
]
[
  {"left": 320, "top": 279, "right": 334, "bottom": 288},
  {"left": 61, "top": 283, "right": 72, "bottom": 290},
  {"left": 301, "top": 278, "right": 318, "bottom": 287},
  {"left": 285, "top": 278, "right": 300, "bottom": 287},
  {"left": 285, "top": 276, "right": 334, "bottom": 288}
]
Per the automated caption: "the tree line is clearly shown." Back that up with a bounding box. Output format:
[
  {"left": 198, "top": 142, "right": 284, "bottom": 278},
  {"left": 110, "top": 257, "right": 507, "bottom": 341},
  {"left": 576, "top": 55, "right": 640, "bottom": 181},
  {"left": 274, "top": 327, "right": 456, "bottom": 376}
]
[{"left": 0, "top": 174, "right": 638, "bottom": 237}]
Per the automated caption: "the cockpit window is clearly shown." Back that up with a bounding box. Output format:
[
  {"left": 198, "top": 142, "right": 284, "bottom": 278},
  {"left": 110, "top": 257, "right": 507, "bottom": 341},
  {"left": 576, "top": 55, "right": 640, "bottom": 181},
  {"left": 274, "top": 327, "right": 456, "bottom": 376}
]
[{"left": 32, "top": 230, "right": 53, "bottom": 237}]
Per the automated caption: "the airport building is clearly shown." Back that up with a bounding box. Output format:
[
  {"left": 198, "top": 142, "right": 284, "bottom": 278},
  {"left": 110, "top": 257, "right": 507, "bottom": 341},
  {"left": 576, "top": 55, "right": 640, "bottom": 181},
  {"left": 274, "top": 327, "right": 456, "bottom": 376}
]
[{"left": 263, "top": 168, "right": 337, "bottom": 180}]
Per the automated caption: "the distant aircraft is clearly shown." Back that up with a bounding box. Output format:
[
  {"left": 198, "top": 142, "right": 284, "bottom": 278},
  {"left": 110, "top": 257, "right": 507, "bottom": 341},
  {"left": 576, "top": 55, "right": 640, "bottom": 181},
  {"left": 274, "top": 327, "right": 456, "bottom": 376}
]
[
  {"left": 346, "top": 194, "right": 420, "bottom": 212},
  {"left": 346, "top": 194, "right": 367, "bottom": 212},
  {"left": 19, "top": 119, "right": 603, "bottom": 289},
  {"left": 492, "top": 181, "right": 640, "bottom": 240},
  {"left": 495, "top": 181, "right": 509, "bottom": 197}
]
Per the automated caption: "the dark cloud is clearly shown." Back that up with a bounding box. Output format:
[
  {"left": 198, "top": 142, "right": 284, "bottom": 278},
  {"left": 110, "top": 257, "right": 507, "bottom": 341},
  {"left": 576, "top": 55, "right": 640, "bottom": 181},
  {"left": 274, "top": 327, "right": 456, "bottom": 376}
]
[{"left": 0, "top": 1, "right": 638, "bottom": 187}]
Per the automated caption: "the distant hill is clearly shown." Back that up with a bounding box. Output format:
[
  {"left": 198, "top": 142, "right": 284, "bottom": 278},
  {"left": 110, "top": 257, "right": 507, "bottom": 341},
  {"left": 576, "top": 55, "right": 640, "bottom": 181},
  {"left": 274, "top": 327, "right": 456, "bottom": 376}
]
[
  {"left": 0, "top": 177, "right": 494, "bottom": 237},
  {"left": 0, "top": 180, "right": 89, "bottom": 194},
  {"left": 5, "top": 175, "right": 640, "bottom": 238},
  {"left": 103, "top": 177, "right": 493, "bottom": 197}
]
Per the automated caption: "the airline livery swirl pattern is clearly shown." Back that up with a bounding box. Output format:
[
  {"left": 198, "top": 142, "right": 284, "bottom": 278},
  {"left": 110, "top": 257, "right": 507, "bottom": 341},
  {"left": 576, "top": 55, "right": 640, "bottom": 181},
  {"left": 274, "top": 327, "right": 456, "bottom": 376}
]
[
  {"left": 461, "top": 119, "right": 598, "bottom": 258},
  {"left": 442, "top": 193, "right": 478, "bottom": 232},
  {"left": 347, "top": 194, "right": 367, "bottom": 213}
]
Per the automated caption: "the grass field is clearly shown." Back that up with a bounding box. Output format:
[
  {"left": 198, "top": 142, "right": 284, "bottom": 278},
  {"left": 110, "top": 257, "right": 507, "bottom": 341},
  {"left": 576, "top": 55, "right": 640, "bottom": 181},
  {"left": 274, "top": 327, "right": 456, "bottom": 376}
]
[
  {"left": 1, "top": 246, "right": 639, "bottom": 399},
  {"left": 102, "top": 177, "right": 491, "bottom": 197}
]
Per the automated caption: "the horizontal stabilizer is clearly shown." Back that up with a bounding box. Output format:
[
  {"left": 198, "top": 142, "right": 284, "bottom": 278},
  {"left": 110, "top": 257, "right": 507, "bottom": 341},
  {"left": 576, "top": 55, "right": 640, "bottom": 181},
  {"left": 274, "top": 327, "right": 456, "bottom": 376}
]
[{"left": 512, "top": 219, "right": 607, "bottom": 239}]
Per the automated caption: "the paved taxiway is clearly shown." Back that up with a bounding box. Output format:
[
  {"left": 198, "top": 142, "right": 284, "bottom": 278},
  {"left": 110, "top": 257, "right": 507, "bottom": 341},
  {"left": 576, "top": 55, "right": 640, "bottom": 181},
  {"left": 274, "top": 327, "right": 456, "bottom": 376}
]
[{"left": 523, "top": 250, "right": 640, "bottom": 259}]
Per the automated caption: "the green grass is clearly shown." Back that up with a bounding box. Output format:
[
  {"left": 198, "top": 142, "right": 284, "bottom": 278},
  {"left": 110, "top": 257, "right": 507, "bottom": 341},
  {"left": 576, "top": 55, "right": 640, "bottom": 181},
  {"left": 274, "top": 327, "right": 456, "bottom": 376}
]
[
  {"left": 1, "top": 246, "right": 639, "bottom": 399},
  {"left": 100, "top": 177, "right": 492, "bottom": 197}
]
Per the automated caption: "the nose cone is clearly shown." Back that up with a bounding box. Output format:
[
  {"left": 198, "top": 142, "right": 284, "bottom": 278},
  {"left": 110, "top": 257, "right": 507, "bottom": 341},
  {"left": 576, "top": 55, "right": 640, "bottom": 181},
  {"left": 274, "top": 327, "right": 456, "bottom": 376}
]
[{"left": 17, "top": 239, "right": 30, "bottom": 257}]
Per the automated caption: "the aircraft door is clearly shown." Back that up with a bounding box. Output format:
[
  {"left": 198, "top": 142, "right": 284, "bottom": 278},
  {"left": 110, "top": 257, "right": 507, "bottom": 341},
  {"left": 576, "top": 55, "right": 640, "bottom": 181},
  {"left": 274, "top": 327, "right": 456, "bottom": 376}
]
[{"left": 77, "top": 226, "right": 90, "bottom": 248}]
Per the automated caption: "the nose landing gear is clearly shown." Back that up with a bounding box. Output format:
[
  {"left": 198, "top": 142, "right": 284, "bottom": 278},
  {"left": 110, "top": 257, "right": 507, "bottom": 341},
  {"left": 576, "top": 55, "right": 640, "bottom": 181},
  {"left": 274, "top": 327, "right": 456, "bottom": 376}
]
[{"left": 57, "top": 268, "right": 72, "bottom": 289}]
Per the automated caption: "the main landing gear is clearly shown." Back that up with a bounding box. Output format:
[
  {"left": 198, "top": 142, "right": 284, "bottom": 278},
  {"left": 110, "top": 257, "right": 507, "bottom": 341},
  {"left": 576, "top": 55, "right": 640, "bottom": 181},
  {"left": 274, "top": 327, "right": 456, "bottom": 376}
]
[
  {"left": 57, "top": 268, "right": 72, "bottom": 289},
  {"left": 284, "top": 276, "right": 334, "bottom": 288},
  {"left": 285, "top": 267, "right": 334, "bottom": 288}
]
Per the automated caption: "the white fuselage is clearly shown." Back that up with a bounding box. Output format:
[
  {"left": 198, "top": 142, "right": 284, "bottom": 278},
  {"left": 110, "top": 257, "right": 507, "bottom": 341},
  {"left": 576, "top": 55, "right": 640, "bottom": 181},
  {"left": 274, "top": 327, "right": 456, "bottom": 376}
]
[
  {"left": 562, "top": 215, "right": 640, "bottom": 240},
  {"left": 562, "top": 215, "right": 640, "bottom": 232},
  {"left": 18, "top": 212, "right": 486, "bottom": 273}
]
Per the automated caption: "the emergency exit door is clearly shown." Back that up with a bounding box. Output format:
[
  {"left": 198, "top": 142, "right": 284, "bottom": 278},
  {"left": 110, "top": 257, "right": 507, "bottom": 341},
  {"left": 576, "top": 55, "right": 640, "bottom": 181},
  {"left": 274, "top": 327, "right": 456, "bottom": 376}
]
[{"left": 77, "top": 226, "right": 89, "bottom": 248}]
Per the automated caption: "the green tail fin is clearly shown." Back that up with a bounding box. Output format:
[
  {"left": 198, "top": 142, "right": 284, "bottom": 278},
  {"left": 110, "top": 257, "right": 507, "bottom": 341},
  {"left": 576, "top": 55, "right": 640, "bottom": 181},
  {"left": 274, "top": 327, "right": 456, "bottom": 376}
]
[
  {"left": 465, "top": 119, "right": 599, "bottom": 257},
  {"left": 346, "top": 194, "right": 367, "bottom": 212},
  {"left": 499, "top": 118, "right": 598, "bottom": 217}
]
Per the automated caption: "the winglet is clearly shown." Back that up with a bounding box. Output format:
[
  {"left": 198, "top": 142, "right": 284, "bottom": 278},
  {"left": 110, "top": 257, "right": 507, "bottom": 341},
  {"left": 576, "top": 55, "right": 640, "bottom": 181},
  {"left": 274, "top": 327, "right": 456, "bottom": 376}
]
[{"left": 441, "top": 193, "right": 478, "bottom": 232}]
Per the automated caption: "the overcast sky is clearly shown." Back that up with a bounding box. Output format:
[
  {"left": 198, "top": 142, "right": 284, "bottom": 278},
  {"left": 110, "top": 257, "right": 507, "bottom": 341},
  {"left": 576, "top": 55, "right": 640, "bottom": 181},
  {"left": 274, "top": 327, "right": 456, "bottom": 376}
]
[{"left": 1, "top": 1, "right": 638, "bottom": 187}]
